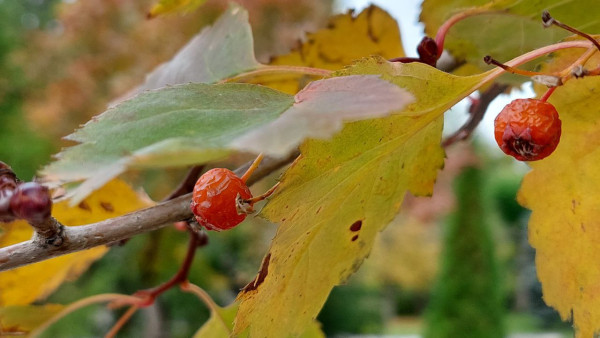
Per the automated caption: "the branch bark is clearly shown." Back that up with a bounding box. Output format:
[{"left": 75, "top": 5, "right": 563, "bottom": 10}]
[{"left": 0, "top": 153, "right": 297, "bottom": 271}]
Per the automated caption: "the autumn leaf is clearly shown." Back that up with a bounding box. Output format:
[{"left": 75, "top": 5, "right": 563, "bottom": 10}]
[
  {"left": 251, "top": 5, "right": 404, "bottom": 94},
  {"left": 194, "top": 303, "right": 238, "bottom": 338},
  {"left": 0, "top": 180, "right": 152, "bottom": 306},
  {"left": 148, "top": 0, "right": 207, "bottom": 18},
  {"left": 0, "top": 304, "right": 63, "bottom": 335},
  {"left": 420, "top": 0, "right": 600, "bottom": 74},
  {"left": 233, "top": 57, "right": 490, "bottom": 337},
  {"left": 193, "top": 301, "right": 324, "bottom": 338},
  {"left": 518, "top": 51, "right": 600, "bottom": 337}
]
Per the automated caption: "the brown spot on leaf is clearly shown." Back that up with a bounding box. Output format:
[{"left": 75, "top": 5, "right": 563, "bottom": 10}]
[
  {"left": 581, "top": 223, "right": 586, "bottom": 232},
  {"left": 242, "top": 253, "right": 271, "bottom": 293},
  {"left": 100, "top": 202, "right": 114, "bottom": 212},
  {"left": 351, "top": 235, "right": 359, "bottom": 242},
  {"left": 78, "top": 201, "right": 91, "bottom": 211},
  {"left": 350, "top": 220, "right": 362, "bottom": 232}
]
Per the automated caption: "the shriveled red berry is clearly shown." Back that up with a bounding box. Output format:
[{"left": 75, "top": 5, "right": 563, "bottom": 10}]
[
  {"left": 191, "top": 168, "right": 252, "bottom": 231},
  {"left": 494, "top": 98, "right": 561, "bottom": 161},
  {"left": 10, "top": 182, "right": 53, "bottom": 222}
]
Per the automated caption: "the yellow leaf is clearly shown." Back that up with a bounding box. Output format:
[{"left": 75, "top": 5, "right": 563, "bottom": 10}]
[
  {"left": 194, "top": 303, "right": 238, "bottom": 338},
  {"left": 233, "top": 57, "right": 489, "bottom": 337},
  {"left": 194, "top": 302, "right": 324, "bottom": 338},
  {"left": 253, "top": 5, "right": 404, "bottom": 94},
  {"left": 518, "top": 51, "right": 600, "bottom": 337},
  {"left": 147, "top": 0, "right": 207, "bottom": 19},
  {"left": 0, "top": 179, "right": 153, "bottom": 306},
  {"left": 0, "top": 304, "right": 63, "bottom": 335}
]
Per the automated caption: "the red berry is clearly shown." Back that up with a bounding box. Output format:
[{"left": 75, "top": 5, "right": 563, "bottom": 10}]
[
  {"left": 0, "top": 188, "right": 16, "bottom": 223},
  {"left": 417, "top": 36, "right": 439, "bottom": 67},
  {"left": 190, "top": 168, "right": 252, "bottom": 231},
  {"left": 494, "top": 99, "right": 561, "bottom": 161},
  {"left": 10, "top": 182, "right": 53, "bottom": 222}
]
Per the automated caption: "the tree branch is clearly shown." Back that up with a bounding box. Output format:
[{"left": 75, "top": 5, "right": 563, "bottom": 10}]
[{"left": 0, "top": 153, "right": 297, "bottom": 271}]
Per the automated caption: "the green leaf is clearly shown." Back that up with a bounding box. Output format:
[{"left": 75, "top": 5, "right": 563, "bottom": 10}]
[
  {"left": 232, "top": 56, "right": 489, "bottom": 337},
  {"left": 43, "top": 83, "right": 294, "bottom": 203},
  {"left": 421, "top": 0, "right": 600, "bottom": 74},
  {"left": 136, "top": 4, "right": 260, "bottom": 93}
]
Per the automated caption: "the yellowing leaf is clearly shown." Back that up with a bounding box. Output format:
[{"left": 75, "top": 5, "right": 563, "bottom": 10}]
[
  {"left": 194, "top": 302, "right": 324, "bottom": 338},
  {"left": 148, "top": 0, "right": 206, "bottom": 18},
  {"left": 0, "top": 304, "right": 63, "bottom": 335},
  {"left": 518, "top": 51, "right": 600, "bottom": 338},
  {"left": 0, "top": 179, "right": 152, "bottom": 306},
  {"left": 233, "top": 57, "right": 489, "bottom": 337},
  {"left": 252, "top": 5, "right": 404, "bottom": 94},
  {"left": 194, "top": 303, "right": 238, "bottom": 338}
]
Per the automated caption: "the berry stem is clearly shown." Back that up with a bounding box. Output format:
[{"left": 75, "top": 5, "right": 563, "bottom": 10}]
[
  {"left": 542, "top": 11, "right": 600, "bottom": 52},
  {"left": 133, "top": 230, "right": 202, "bottom": 306},
  {"left": 539, "top": 86, "right": 557, "bottom": 102},
  {"left": 484, "top": 55, "right": 548, "bottom": 77},
  {"left": 243, "top": 182, "right": 280, "bottom": 205},
  {"left": 241, "top": 153, "right": 264, "bottom": 184},
  {"left": 434, "top": 7, "right": 494, "bottom": 58},
  {"left": 559, "top": 47, "right": 597, "bottom": 80},
  {"left": 29, "top": 293, "right": 141, "bottom": 337},
  {"left": 29, "top": 216, "right": 65, "bottom": 246},
  {"left": 479, "top": 40, "right": 592, "bottom": 85},
  {"left": 220, "top": 65, "right": 332, "bottom": 84},
  {"left": 105, "top": 305, "right": 139, "bottom": 338}
]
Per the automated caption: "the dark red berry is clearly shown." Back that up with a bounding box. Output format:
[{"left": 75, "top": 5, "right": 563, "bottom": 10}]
[
  {"left": 494, "top": 99, "right": 561, "bottom": 161},
  {"left": 10, "top": 182, "right": 53, "bottom": 222},
  {"left": 0, "top": 163, "right": 18, "bottom": 223},
  {"left": 0, "top": 188, "right": 16, "bottom": 223},
  {"left": 191, "top": 168, "right": 253, "bottom": 231},
  {"left": 417, "top": 36, "right": 439, "bottom": 67}
]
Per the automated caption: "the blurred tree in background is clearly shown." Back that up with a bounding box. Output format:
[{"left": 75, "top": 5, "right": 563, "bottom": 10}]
[{"left": 424, "top": 165, "right": 504, "bottom": 338}]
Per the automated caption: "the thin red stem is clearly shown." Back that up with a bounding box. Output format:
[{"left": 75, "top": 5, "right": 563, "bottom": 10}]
[
  {"left": 539, "top": 86, "right": 557, "bottom": 102},
  {"left": 243, "top": 182, "right": 280, "bottom": 205},
  {"left": 133, "top": 231, "right": 199, "bottom": 306},
  {"left": 434, "top": 8, "right": 492, "bottom": 58}
]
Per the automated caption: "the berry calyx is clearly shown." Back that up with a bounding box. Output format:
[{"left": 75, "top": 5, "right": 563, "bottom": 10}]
[
  {"left": 494, "top": 98, "right": 561, "bottom": 161},
  {"left": 191, "top": 168, "right": 253, "bottom": 231}
]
